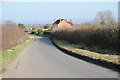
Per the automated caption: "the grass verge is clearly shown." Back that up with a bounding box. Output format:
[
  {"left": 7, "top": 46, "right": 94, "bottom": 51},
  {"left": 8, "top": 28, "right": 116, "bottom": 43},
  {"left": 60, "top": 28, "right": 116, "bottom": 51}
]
[
  {"left": 52, "top": 39, "right": 119, "bottom": 71},
  {"left": 0, "top": 37, "right": 34, "bottom": 68}
]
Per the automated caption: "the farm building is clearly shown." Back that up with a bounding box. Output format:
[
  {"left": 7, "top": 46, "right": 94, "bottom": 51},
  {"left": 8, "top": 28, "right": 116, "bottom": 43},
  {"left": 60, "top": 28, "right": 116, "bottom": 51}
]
[{"left": 52, "top": 18, "right": 73, "bottom": 31}]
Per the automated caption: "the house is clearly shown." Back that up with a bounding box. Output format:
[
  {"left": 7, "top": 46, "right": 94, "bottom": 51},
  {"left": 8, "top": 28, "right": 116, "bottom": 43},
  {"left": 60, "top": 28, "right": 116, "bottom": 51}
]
[{"left": 52, "top": 18, "right": 73, "bottom": 31}]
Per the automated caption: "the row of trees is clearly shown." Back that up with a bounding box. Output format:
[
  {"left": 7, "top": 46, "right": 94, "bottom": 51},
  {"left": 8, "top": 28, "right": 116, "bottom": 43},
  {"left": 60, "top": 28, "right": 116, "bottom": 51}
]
[{"left": 4, "top": 20, "right": 51, "bottom": 30}]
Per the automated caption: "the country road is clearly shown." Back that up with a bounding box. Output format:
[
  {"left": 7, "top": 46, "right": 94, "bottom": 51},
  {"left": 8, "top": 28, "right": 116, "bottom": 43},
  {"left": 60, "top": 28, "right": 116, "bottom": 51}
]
[{"left": 2, "top": 36, "right": 118, "bottom": 78}]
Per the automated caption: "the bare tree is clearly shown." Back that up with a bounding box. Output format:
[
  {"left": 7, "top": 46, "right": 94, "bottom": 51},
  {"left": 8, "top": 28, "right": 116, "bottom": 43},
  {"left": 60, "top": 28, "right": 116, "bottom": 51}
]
[
  {"left": 94, "top": 10, "right": 115, "bottom": 25},
  {"left": 4, "top": 20, "right": 16, "bottom": 25}
]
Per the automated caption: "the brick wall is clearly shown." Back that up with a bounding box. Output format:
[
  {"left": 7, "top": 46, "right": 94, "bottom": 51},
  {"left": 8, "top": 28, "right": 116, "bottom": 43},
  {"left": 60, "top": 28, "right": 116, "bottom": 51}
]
[{"left": 58, "top": 21, "right": 72, "bottom": 30}]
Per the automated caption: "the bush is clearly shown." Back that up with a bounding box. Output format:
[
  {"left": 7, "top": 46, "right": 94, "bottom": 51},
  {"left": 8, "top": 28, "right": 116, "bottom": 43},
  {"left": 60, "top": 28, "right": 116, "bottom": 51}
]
[
  {"left": 52, "top": 23, "right": 119, "bottom": 53},
  {"left": 37, "top": 29, "right": 44, "bottom": 35},
  {"left": 44, "top": 24, "right": 50, "bottom": 29},
  {"left": 31, "top": 26, "right": 36, "bottom": 30},
  {"left": 44, "top": 31, "right": 51, "bottom": 35},
  {"left": 31, "top": 30, "right": 37, "bottom": 34},
  {"left": 32, "top": 27, "right": 35, "bottom": 30},
  {"left": 18, "top": 23, "right": 26, "bottom": 30},
  {"left": 0, "top": 24, "right": 28, "bottom": 51}
]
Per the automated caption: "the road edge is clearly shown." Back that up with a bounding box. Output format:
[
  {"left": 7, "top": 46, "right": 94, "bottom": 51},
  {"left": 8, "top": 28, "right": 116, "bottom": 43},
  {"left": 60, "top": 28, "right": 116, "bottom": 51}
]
[
  {"left": 0, "top": 38, "right": 35, "bottom": 75},
  {"left": 51, "top": 39, "right": 120, "bottom": 72}
]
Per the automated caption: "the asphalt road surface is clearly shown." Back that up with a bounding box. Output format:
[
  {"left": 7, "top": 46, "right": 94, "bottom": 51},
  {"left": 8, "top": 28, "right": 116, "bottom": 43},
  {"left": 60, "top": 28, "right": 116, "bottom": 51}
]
[{"left": 2, "top": 36, "right": 118, "bottom": 78}]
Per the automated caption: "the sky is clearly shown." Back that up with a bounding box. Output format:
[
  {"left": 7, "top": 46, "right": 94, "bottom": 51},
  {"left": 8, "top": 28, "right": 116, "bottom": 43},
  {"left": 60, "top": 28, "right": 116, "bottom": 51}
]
[
  {"left": 1, "top": 2, "right": 118, "bottom": 24},
  {"left": 1, "top": 0, "right": 119, "bottom": 2}
]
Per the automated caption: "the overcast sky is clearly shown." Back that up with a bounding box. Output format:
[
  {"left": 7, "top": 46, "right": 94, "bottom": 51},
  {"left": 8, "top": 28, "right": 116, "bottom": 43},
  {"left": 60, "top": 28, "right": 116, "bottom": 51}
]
[{"left": 1, "top": 2, "right": 118, "bottom": 24}]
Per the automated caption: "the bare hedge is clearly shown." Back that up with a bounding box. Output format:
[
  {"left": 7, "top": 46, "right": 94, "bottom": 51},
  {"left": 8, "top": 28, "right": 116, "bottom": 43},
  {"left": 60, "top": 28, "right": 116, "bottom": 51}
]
[
  {"left": 52, "top": 23, "right": 119, "bottom": 53},
  {"left": 0, "top": 24, "right": 28, "bottom": 51}
]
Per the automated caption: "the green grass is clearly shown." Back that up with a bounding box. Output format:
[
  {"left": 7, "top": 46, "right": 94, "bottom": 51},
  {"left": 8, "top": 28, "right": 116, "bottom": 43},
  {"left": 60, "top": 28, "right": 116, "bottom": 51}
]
[
  {"left": 0, "top": 38, "right": 34, "bottom": 67},
  {"left": 53, "top": 39, "right": 119, "bottom": 65}
]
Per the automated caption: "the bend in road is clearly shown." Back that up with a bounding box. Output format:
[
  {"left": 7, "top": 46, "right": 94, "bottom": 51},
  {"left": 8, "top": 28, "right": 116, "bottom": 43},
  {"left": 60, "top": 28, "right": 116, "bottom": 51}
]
[{"left": 2, "top": 36, "right": 119, "bottom": 78}]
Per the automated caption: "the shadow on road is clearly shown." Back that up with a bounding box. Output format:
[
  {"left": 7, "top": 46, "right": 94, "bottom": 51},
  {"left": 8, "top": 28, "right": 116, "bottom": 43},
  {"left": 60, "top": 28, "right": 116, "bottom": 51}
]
[{"left": 38, "top": 37, "right": 53, "bottom": 46}]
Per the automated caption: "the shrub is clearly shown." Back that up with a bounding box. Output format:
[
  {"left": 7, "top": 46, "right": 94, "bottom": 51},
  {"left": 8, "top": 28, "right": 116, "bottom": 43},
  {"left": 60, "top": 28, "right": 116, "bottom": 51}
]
[
  {"left": 37, "top": 29, "right": 44, "bottom": 35},
  {"left": 0, "top": 24, "right": 28, "bottom": 51},
  {"left": 52, "top": 23, "right": 119, "bottom": 53},
  {"left": 31, "top": 30, "right": 37, "bottom": 34},
  {"left": 31, "top": 26, "right": 36, "bottom": 30},
  {"left": 44, "top": 31, "right": 51, "bottom": 35},
  {"left": 44, "top": 24, "right": 50, "bottom": 29},
  {"left": 32, "top": 27, "right": 35, "bottom": 30},
  {"left": 18, "top": 23, "right": 26, "bottom": 30}
]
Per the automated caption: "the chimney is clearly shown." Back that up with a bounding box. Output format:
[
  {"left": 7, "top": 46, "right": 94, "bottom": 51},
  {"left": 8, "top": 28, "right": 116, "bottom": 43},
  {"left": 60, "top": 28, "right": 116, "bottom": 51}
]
[
  {"left": 54, "top": 19, "right": 56, "bottom": 22},
  {"left": 60, "top": 18, "right": 62, "bottom": 22},
  {"left": 70, "top": 20, "right": 72, "bottom": 23},
  {"left": 66, "top": 18, "right": 68, "bottom": 22}
]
